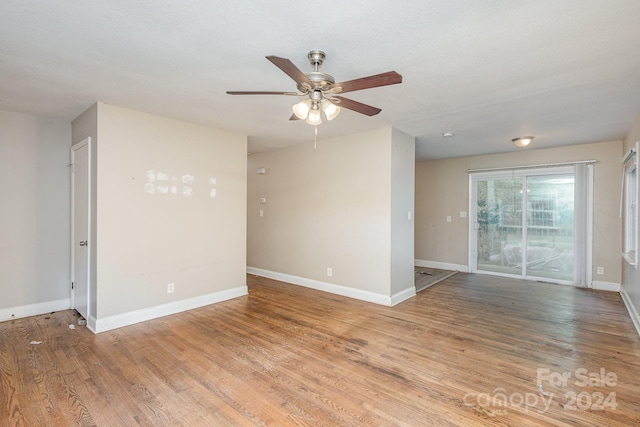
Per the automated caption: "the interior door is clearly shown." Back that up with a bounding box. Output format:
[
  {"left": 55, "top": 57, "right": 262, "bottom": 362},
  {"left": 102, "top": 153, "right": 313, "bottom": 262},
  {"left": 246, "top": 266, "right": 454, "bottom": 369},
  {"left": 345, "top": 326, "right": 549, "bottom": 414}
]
[{"left": 71, "top": 138, "right": 90, "bottom": 320}]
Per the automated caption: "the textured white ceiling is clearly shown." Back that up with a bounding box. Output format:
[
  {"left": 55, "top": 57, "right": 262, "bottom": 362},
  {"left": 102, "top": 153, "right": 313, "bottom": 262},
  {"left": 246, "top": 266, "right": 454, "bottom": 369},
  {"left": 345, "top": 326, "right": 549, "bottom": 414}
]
[{"left": 1, "top": 1, "right": 640, "bottom": 159}]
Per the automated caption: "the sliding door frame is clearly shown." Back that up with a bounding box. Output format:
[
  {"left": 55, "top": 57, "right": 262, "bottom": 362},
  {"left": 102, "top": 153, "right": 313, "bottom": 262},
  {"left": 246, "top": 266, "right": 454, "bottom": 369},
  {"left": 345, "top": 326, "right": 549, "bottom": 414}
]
[{"left": 468, "top": 164, "right": 593, "bottom": 287}]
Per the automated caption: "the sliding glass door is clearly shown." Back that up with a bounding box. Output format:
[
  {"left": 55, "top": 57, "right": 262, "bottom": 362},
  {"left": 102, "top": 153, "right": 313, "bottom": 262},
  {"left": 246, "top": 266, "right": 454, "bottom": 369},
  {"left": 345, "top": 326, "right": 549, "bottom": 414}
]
[{"left": 470, "top": 166, "right": 588, "bottom": 285}]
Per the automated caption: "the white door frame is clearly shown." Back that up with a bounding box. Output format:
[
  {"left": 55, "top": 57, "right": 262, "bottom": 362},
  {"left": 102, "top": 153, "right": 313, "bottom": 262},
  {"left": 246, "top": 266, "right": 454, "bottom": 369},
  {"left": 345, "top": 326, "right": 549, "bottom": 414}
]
[
  {"left": 468, "top": 166, "right": 584, "bottom": 285},
  {"left": 70, "top": 137, "right": 91, "bottom": 319}
]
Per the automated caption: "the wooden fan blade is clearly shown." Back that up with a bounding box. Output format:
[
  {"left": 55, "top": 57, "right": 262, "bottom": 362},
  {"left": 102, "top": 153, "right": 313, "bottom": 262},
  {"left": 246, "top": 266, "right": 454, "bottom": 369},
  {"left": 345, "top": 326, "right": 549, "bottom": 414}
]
[
  {"left": 266, "top": 56, "right": 312, "bottom": 87},
  {"left": 329, "top": 71, "right": 402, "bottom": 94},
  {"left": 333, "top": 96, "right": 381, "bottom": 116},
  {"left": 226, "top": 91, "right": 298, "bottom": 95},
  {"left": 289, "top": 113, "right": 300, "bottom": 121}
]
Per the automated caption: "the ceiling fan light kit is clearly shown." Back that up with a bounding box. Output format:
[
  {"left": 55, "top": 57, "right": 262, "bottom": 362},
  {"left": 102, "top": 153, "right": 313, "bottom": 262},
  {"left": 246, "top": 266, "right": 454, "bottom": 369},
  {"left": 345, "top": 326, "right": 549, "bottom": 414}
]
[
  {"left": 227, "top": 49, "right": 402, "bottom": 126},
  {"left": 321, "top": 99, "right": 340, "bottom": 120},
  {"left": 292, "top": 99, "right": 311, "bottom": 120},
  {"left": 306, "top": 106, "right": 322, "bottom": 125}
]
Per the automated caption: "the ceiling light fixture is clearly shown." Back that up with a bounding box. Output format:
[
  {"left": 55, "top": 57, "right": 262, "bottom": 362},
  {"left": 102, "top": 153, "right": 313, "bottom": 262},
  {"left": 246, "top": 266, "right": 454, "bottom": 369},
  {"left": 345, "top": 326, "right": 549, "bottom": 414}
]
[
  {"left": 292, "top": 99, "right": 311, "bottom": 120},
  {"left": 292, "top": 93, "right": 341, "bottom": 125},
  {"left": 321, "top": 99, "right": 341, "bottom": 120},
  {"left": 289, "top": 51, "right": 343, "bottom": 126},
  {"left": 227, "top": 50, "right": 402, "bottom": 126},
  {"left": 512, "top": 136, "right": 534, "bottom": 147},
  {"left": 306, "top": 104, "right": 323, "bottom": 125},
  {"left": 442, "top": 132, "right": 454, "bottom": 138}
]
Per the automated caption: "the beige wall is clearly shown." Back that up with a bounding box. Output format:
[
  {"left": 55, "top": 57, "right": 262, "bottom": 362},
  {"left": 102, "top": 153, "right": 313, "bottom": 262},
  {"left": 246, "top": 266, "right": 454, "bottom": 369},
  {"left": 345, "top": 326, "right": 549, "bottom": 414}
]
[
  {"left": 390, "top": 128, "right": 416, "bottom": 295},
  {"left": 415, "top": 140, "right": 623, "bottom": 285},
  {"left": 0, "top": 110, "right": 71, "bottom": 317},
  {"left": 415, "top": 157, "right": 470, "bottom": 268},
  {"left": 71, "top": 103, "right": 247, "bottom": 330},
  {"left": 622, "top": 113, "right": 640, "bottom": 334},
  {"left": 247, "top": 127, "right": 415, "bottom": 303}
]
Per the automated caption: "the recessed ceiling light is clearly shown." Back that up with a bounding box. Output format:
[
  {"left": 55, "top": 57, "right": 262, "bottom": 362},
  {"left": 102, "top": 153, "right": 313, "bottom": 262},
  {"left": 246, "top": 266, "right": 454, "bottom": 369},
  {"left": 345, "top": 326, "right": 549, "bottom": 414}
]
[
  {"left": 442, "top": 132, "right": 454, "bottom": 138},
  {"left": 512, "top": 136, "right": 533, "bottom": 147}
]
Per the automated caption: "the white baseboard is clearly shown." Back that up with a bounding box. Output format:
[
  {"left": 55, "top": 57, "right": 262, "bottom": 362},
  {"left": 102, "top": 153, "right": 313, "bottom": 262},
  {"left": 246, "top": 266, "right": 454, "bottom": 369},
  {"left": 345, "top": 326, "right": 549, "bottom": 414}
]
[
  {"left": 0, "top": 298, "right": 71, "bottom": 323},
  {"left": 93, "top": 286, "right": 248, "bottom": 334},
  {"left": 620, "top": 288, "right": 640, "bottom": 337},
  {"left": 247, "top": 267, "right": 396, "bottom": 306},
  {"left": 415, "top": 259, "right": 468, "bottom": 273},
  {"left": 390, "top": 286, "right": 416, "bottom": 306},
  {"left": 87, "top": 314, "right": 98, "bottom": 334},
  {"left": 591, "top": 280, "right": 621, "bottom": 292}
]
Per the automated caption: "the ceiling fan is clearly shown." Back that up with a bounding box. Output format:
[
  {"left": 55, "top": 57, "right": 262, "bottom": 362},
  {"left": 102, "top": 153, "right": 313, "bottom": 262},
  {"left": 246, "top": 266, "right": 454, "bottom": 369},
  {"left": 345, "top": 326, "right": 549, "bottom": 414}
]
[{"left": 226, "top": 50, "right": 402, "bottom": 125}]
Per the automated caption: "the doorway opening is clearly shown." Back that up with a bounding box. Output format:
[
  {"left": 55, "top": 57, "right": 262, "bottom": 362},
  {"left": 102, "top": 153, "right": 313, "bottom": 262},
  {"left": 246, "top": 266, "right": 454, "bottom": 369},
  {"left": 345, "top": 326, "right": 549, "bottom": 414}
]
[{"left": 71, "top": 137, "right": 91, "bottom": 322}]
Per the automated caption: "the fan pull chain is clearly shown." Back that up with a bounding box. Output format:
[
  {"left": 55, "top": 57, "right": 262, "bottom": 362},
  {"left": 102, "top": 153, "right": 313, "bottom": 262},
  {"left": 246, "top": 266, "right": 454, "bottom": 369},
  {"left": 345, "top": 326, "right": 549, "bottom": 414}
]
[{"left": 314, "top": 125, "right": 318, "bottom": 149}]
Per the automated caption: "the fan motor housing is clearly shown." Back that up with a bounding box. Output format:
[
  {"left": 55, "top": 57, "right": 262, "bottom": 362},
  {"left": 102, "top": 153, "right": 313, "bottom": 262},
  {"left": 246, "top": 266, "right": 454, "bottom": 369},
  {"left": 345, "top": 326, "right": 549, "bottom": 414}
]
[
  {"left": 298, "top": 71, "right": 335, "bottom": 92},
  {"left": 295, "top": 50, "right": 335, "bottom": 93}
]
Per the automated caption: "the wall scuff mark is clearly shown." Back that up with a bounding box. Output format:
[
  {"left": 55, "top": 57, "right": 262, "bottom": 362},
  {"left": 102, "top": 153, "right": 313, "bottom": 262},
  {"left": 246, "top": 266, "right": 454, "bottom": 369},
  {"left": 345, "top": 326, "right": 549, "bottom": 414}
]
[{"left": 144, "top": 170, "right": 218, "bottom": 199}]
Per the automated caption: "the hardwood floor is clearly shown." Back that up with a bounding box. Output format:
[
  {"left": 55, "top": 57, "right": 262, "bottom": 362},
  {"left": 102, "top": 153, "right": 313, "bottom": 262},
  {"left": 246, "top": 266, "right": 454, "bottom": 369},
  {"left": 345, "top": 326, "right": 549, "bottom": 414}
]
[{"left": 2, "top": 273, "right": 640, "bottom": 426}]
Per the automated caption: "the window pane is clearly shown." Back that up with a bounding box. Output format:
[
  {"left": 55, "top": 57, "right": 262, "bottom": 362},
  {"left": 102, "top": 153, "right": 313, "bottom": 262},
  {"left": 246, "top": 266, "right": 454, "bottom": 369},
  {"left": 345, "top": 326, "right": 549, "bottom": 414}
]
[
  {"left": 476, "top": 178, "right": 523, "bottom": 275},
  {"left": 525, "top": 174, "right": 574, "bottom": 281}
]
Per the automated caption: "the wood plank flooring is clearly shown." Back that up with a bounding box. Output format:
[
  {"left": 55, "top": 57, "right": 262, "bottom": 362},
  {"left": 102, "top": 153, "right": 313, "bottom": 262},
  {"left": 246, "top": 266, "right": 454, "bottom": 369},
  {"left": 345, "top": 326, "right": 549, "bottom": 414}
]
[
  {"left": 1, "top": 273, "right": 640, "bottom": 426},
  {"left": 414, "top": 267, "right": 458, "bottom": 292}
]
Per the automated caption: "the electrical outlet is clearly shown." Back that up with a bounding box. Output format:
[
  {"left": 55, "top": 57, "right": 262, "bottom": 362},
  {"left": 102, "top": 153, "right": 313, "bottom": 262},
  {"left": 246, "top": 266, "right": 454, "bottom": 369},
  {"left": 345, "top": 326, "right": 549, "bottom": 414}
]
[
  {"left": 327, "top": 267, "right": 333, "bottom": 277},
  {"left": 446, "top": 216, "right": 452, "bottom": 222},
  {"left": 167, "top": 282, "right": 175, "bottom": 293},
  {"left": 596, "top": 267, "right": 604, "bottom": 275}
]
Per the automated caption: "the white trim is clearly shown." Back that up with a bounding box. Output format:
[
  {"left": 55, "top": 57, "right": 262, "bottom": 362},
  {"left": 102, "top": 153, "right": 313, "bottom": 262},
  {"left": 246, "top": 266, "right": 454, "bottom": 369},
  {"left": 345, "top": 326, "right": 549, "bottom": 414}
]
[
  {"left": 468, "top": 174, "right": 476, "bottom": 273},
  {"left": 391, "top": 286, "right": 417, "bottom": 306},
  {"left": 586, "top": 164, "right": 594, "bottom": 286},
  {"left": 585, "top": 165, "right": 592, "bottom": 286},
  {"left": 247, "top": 267, "right": 395, "bottom": 306},
  {"left": 86, "top": 314, "right": 98, "bottom": 334},
  {"left": 467, "top": 160, "right": 597, "bottom": 173},
  {"left": 621, "top": 142, "right": 639, "bottom": 268},
  {"left": 0, "top": 298, "right": 71, "bottom": 323},
  {"left": 528, "top": 274, "right": 575, "bottom": 287},
  {"left": 414, "top": 259, "right": 469, "bottom": 273},
  {"left": 92, "top": 286, "right": 248, "bottom": 333},
  {"left": 467, "top": 269, "right": 572, "bottom": 287},
  {"left": 621, "top": 287, "right": 640, "bottom": 337},
  {"left": 71, "top": 137, "right": 92, "bottom": 320},
  {"left": 622, "top": 252, "right": 638, "bottom": 267},
  {"left": 591, "top": 281, "right": 621, "bottom": 292}
]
